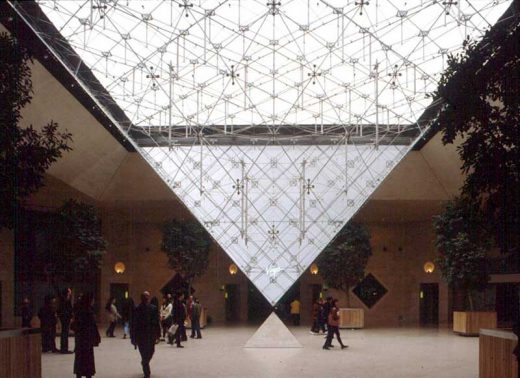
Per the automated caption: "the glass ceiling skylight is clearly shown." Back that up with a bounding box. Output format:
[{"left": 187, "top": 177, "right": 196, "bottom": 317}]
[
  {"left": 11, "top": 0, "right": 512, "bottom": 304},
  {"left": 29, "top": 0, "right": 510, "bottom": 140}
]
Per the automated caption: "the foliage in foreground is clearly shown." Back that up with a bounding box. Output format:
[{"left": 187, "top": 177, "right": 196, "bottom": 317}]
[
  {"left": 430, "top": 17, "right": 520, "bottom": 261},
  {"left": 433, "top": 197, "right": 492, "bottom": 310},
  {"left": 0, "top": 32, "right": 72, "bottom": 229}
]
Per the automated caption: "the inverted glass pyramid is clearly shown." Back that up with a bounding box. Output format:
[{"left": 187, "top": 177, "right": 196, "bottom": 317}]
[{"left": 12, "top": 0, "right": 512, "bottom": 304}]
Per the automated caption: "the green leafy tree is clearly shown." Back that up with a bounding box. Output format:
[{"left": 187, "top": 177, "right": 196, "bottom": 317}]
[
  {"left": 161, "top": 219, "right": 212, "bottom": 291},
  {"left": 429, "top": 14, "right": 520, "bottom": 263},
  {"left": 0, "top": 32, "right": 72, "bottom": 229},
  {"left": 49, "top": 199, "right": 107, "bottom": 290},
  {"left": 317, "top": 222, "right": 372, "bottom": 307},
  {"left": 433, "top": 197, "right": 493, "bottom": 310}
]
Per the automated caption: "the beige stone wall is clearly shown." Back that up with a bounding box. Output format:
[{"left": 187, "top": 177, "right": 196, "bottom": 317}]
[
  {"left": 299, "top": 221, "right": 449, "bottom": 327},
  {"left": 98, "top": 208, "right": 250, "bottom": 324},
  {"left": 98, "top": 213, "right": 449, "bottom": 327}
]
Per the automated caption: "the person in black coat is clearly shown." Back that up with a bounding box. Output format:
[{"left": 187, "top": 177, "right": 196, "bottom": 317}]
[
  {"left": 58, "top": 288, "right": 74, "bottom": 353},
  {"left": 121, "top": 297, "right": 134, "bottom": 340},
  {"left": 150, "top": 296, "right": 161, "bottom": 343},
  {"left": 170, "top": 292, "right": 186, "bottom": 348},
  {"left": 38, "top": 295, "right": 58, "bottom": 353},
  {"left": 190, "top": 298, "right": 202, "bottom": 339},
  {"left": 72, "top": 293, "right": 100, "bottom": 378},
  {"left": 132, "top": 291, "right": 160, "bottom": 378},
  {"left": 21, "top": 297, "right": 33, "bottom": 328}
]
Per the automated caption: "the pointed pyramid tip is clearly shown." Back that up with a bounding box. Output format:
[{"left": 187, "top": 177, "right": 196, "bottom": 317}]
[{"left": 244, "top": 312, "right": 303, "bottom": 348}]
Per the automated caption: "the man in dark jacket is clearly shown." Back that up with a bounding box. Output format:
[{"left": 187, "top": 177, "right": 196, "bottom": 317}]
[
  {"left": 57, "top": 288, "right": 73, "bottom": 353},
  {"left": 38, "top": 295, "right": 58, "bottom": 353},
  {"left": 132, "top": 291, "right": 160, "bottom": 378},
  {"left": 190, "top": 298, "right": 202, "bottom": 339},
  {"left": 322, "top": 297, "right": 334, "bottom": 346},
  {"left": 171, "top": 292, "right": 186, "bottom": 348}
]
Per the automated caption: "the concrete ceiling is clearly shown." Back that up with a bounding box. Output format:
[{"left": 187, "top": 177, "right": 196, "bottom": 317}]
[{"left": 19, "top": 59, "right": 128, "bottom": 200}]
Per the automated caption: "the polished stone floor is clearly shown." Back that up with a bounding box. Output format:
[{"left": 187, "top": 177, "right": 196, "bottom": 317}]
[{"left": 43, "top": 325, "right": 478, "bottom": 378}]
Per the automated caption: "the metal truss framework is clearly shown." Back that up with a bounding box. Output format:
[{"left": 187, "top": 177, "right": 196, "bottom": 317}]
[{"left": 11, "top": 0, "right": 512, "bottom": 304}]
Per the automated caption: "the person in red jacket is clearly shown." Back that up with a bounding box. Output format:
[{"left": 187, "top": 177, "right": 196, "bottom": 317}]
[{"left": 323, "top": 299, "right": 348, "bottom": 350}]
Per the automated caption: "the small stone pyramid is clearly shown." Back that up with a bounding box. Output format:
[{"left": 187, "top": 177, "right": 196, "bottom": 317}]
[{"left": 244, "top": 312, "right": 303, "bottom": 348}]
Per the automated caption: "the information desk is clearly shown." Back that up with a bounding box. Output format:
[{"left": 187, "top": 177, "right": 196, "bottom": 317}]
[
  {"left": 479, "top": 328, "right": 518, "bottom": 378},
  {"left": 0, "top": 328, "right": 41, "bottom": 378}
]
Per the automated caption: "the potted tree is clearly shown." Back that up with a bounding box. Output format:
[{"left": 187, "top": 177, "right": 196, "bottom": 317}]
[
  {"left": 49, "top": 199, "right": 107, "bottom": 294},
  {"left": 317, "top": 222, "right": 372, "bottom": 328},
  {"left": 161, "top": 218, "right": 212, "bottom": 327},
  {"left": 433, "top": 197, "right": 496, "bottom": 336}
]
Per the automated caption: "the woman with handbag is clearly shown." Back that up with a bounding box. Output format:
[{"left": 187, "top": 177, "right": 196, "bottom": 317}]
[
  {"left": 73, "top": 293, "right": 101, "bottom": 378},
  {"left": 105, "top": 297, "right": 121, "bottom": 337},
  {"left": 323, "top": 299, "right": 348, "bottom": 350}
]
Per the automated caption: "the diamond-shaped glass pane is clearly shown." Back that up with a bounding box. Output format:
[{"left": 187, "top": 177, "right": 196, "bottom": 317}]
[
  {"left": 12, "top": 0, "right": 513, "bottom": 305},
  {"left": 353, "top": 273, "right": 388, "bottom": 308}
]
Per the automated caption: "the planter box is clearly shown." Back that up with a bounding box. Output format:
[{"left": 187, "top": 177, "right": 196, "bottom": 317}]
[
  {"left": 338, "top": 308, "right": 364, "bottom": 329},
  {"left": 479, "top": 328, "right": 518, "bottom": 378},
  {"left": 453, "top": 311, "right": 497, "bottom": 336}
]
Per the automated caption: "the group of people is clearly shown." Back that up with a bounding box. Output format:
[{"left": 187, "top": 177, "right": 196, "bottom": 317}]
[
  {"left": 22, "top": 289, "right": 203, "bottom": 378},
  {"left": 159, "top": 292, "right": 203, "bottom": 347},
  {"left": 311, "top": 297, "right": 348, "bottom": 350},
  {"left": 22, "top": 290, "right": 100, "bottom": 377},
  {"left": 21, "top": 288, "right": 75, "bottom": 354}
]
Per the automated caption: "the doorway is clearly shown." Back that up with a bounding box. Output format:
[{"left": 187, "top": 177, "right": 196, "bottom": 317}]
[
  {"left": 109, "top": 283, "right": 129, "bottom": 315},
  {"left": 419, "top": 283, "right": 439, "bottom": 325},
  {"left": 225, "top": 284, "right": 240, "bottom": 322},
  {"left": 247, "top": 282, "right": 271, "bottom": 323}
]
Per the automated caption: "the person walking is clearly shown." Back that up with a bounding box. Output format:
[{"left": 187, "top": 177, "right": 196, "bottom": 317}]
[
  {"left": 322, "top": 296, "right": 333, "bottom": 332},
  {"left": 190, "top": 298, "right": 202, "bottom": 339},
  {"left": 170, "top": 292, "right": 186, "bottom": 348},
  {"left": 105, "top": 297, "right": 120, "bottom": 337},
  {"left": 160, "top": 296, "right": 172, "bottom": 341},
  {"left": 72, "top": 293, "right": 101, "bottom": 378},
  {"left": 317, "top": 298, "right": 327, "bottom": 334},
  {"left": 21, "top": 297, "right": 33, "bottom": 328},
  {"left": 323, "top": 299, "right": 347, "bottom": 350},
  {"left": 150, "top": 297, "right": 161, "bottom": 343},
  {"left": 290, "top": 298, "right": 301, "bottom": 326},
  {"left": 121, "top": 297, "right": 134, "bottom": 340},
  {"left": 132, "top": 291, "right": 160, "bottom": 378},
  {"left": 58, "top": 288, "right": 74, "bottom": 353},
  {"left": 38, "top": 295, "right": 58, "bottom": 353}
]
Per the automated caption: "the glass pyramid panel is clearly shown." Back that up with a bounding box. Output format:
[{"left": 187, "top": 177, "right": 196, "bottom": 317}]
[
  {"left": 11, "top": 0, "right": 513, "bottom": 304},
  {"left": 143, "top": 142, "right": 406, "bottom": 304}
]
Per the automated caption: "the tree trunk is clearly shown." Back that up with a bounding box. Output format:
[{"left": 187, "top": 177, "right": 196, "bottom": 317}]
[
  {"left": 187, "top": 275, "right": 194, "bottom": 296},
  {"left": 467, "top": 289, "right": 474, "bottom": 311}
]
